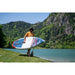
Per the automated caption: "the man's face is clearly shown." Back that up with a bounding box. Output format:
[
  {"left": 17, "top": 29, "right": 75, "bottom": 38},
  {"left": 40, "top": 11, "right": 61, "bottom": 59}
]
[{"left": 30, "top": 29, "right": 33, "bottom": 32}]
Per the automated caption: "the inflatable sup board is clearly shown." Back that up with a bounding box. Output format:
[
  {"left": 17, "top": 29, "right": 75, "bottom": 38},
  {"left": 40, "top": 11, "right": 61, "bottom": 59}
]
[{"left": 12, "top": 37, "right": 45, "bottom": 49}]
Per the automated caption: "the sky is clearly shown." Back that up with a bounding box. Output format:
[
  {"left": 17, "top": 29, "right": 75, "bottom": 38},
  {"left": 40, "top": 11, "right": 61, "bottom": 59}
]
[{"left": 0, "top": 13, "right": 50, "bottom": 24}]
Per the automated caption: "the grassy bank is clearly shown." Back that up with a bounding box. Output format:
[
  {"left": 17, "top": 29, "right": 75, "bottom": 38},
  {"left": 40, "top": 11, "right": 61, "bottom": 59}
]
[{"left": 0, "top": 48, "right": 50, "bottom": 62}]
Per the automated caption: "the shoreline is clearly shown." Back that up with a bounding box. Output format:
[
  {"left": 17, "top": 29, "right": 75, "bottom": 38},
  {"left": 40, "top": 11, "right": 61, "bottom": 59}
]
[
  {"left": 4, "top": 48, "right": 53, "bottom": 62},
  {"left": 34, "top": 55, "right": 53, "bottom": 62},
  {"left": 4, "top": 47, "right": 75, "bottom": 49},
  {"left": 0, "top": 48, "right": 50, "bottom": 62}
]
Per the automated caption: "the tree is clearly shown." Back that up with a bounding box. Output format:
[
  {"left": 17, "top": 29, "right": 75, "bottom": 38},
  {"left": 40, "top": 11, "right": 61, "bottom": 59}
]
[{"left": 0, "top": 25, "right": 6, "bottom": 48}]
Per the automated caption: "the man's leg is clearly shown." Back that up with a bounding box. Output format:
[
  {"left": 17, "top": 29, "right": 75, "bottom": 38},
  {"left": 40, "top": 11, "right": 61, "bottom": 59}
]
[{"left": 27, "top": 49, "right": 31, "bottom": 56}]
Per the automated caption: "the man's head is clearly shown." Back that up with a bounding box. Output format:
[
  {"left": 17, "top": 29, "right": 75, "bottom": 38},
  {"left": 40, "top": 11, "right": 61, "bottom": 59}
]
[{"left": 29, "top": 28, "right": 34, "bottom": 32}]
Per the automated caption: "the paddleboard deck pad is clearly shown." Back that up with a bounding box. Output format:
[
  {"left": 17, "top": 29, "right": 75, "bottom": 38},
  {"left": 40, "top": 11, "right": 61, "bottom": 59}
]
[{"left": 12, "top": 37, "right": 45, "bottom": 49}]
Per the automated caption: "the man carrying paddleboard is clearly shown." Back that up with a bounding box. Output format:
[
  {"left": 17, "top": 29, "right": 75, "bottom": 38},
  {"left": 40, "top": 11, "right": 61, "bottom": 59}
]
[{"left": 24, "top": 28, "right": 34, "bottom": 56}]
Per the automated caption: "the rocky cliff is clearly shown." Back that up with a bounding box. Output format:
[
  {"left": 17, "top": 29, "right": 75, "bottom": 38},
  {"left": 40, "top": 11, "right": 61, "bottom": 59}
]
[{"left": 43, "top": 13, "right": 75, "bottom": 35}]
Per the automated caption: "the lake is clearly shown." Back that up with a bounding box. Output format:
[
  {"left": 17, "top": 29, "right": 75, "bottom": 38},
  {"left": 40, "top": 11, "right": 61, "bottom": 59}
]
[{"left": 5, "top": 48, "right": 75, "bottom": 62}]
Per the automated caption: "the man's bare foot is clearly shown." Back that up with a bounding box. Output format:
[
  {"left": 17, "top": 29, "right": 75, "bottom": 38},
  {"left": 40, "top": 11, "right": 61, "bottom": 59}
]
[{"left": 27, "top": 54, "right": 30, "bottom": 57}]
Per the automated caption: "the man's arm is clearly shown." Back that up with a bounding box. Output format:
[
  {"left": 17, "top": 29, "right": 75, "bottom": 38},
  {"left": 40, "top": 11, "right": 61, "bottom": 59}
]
[
  {"left": 24, "top": 35, "right": 26, "bottom": 43},
  {"left": 23, "top": 32, "right": 28, "bottom": 43}
]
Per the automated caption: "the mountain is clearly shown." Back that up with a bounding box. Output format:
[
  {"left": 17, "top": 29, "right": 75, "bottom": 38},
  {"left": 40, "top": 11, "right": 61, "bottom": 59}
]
[
  {"left": 34, "top": 13, "right": 75, "bottom": 48},
  {"left": 2, "top": 21, "right": 31, "bottom": 47},
  {"left": 1, "top": 13, "right": 75, "bottom": 48},
  {"left": 2, "top": 21, "right": 32, "bottom": 39}
]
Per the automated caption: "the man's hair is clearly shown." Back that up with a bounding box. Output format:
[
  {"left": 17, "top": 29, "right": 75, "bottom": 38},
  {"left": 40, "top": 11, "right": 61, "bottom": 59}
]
[{"left": 29, "top": 28, "right": 34, "bottom": 31}]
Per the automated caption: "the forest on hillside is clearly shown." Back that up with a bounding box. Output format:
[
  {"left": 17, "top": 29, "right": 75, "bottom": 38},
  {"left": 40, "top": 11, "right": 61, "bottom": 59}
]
[
  {"left": 0, "top": 25, "right": 6, "bottom": 48},
  {"left": 0, "top": 13, "right": 75, "bottom": 49}
]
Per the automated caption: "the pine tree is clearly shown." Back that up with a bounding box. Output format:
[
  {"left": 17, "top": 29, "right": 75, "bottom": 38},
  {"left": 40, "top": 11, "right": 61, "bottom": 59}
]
[{"left": 0, "top": 25, "right": 6, "bottom": 48}]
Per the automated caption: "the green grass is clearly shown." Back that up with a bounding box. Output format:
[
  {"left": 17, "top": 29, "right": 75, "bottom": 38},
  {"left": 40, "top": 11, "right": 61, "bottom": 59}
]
[{"left": 0, "top": 48, "right": 50, "bottom": 62}]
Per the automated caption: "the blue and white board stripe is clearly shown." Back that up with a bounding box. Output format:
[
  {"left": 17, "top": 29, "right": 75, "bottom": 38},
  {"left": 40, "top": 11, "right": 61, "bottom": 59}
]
[{"left": 12, "top": 37, "right": 45, "bottom": 49}]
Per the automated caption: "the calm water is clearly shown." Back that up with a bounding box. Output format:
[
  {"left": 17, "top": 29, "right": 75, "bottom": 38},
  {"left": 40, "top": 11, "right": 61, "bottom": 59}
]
[{"left": 5, "top": 48, "right": 75, "bottom": 62}]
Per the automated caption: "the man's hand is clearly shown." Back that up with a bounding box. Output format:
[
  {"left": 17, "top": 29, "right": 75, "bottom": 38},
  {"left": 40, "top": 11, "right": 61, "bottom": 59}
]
[{"left": 23, "top": 41, "right": 25, "bottom": 43}]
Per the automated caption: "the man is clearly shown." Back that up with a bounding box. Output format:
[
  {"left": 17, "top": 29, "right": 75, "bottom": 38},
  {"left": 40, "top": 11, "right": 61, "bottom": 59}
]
[{"left": 24, "top": 28, "right": 34, "bottom": 56}]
